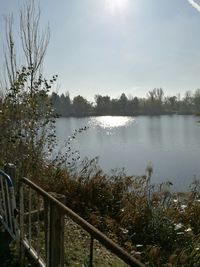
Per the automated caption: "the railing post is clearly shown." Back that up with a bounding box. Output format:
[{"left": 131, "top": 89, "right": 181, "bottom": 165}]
[
  {"left": 89, "top": 235, "right": 94, "bottom": 267},
  {"left": 45, "top": 193, "right": 65, "bottom": 267},
  {"left": 2, "top": 165, "right": 19, "bottom": 243},
  {"left": 19, "top": 183, "right": 25, "bottom": 266},
  {"left": 22, "top": 178, "right": 146, "bottom": 267},
  {"left": 4, "top": 163, "right": 17, "bottom": 194}
]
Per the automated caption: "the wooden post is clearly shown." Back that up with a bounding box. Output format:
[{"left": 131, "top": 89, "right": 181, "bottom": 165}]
[{"left": 45, "top": 193, "right": 65, "bottom": 267}]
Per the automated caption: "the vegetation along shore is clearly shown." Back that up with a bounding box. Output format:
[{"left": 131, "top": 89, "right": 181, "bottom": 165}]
[
  {"left": 0, "top": 1, "right": 199, "bottom": 266},
  {"left": 50, "top": 88, "right": 200, "bottom": 117}
]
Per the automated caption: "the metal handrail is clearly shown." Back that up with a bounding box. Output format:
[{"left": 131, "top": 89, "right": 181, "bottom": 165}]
[
  {"left": 0, "top": 170, "right": 13, "bottom": 187},
  {"left": 0, "top": 169, "right": 18, "bottom": 240},
  {"left": 21, "top": 177, "right": 146, "bottom": 267}
]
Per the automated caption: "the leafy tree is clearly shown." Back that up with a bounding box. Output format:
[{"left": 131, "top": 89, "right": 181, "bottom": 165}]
[
  {"left": 146, "top": 88, "right": 164, "bottom": 114},
  {"left": 118, "top": 93, "right": 128, "bottom": 115},
  {"left": 193, "top": 89, "right": 200, "bottom": 114},
  {"left": 110, "top": 98, "right": 120, "bottom": 115},
  {"left": 164, "top": 96, "right": 178, "bottom": 113},
  {"left": 60, "top": 92, "right": 71, "bottom": 116},
  {"left": 51, "top": 92, "right": 60, "bottom": 115},
  {"left": 0, "top": 0, "right": 56, "bottom": 178},
  {"left": 72, "top": 95, "right": 92, "bottom": 116},
  {"left": 127, "top": 96, "right": 140, "bottom": 115},
  {"left": 180, "top": 90, "right": 193, "bottom": 114},
  {"left": 95, "top": 95, "right": 111, "bottom": 115}
]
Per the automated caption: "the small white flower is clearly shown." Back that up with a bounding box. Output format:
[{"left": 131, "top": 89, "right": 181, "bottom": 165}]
[
  {"left": 181, "top": 204, "right": 187, "bottom": 210},
  {"left": 120, "top": 227, "right": 129, "bottom": 234},
  {"left": 185, "top": 228, "right": 192, "bottom": 232},
  {"left": 135, "top": 251, "right": 142, "bottom": 255},
  {"left": 136, "top": 244, "right": 143, "bottom": 248},
  {"left": 174, "top": 223, "right": 183, "bottom": 230}
]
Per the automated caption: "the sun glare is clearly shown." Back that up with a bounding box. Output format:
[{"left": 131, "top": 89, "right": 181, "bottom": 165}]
[
  {"left": 105, "top": 0, "right": 129, "bottom": 14},
  {"left": 94, "top": 116, "right": 134, "bottom": 128}
]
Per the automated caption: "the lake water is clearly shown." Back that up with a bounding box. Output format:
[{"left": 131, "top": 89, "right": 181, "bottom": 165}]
[{"left": 55, "top": 115, "right": 200, "bottom": 191}]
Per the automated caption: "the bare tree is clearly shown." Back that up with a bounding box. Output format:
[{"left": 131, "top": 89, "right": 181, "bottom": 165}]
[
  {"left": 4, "top": 15, "right": 17, "bottom": 88},
  {"left": 4, "top": 0, "right": 50, "bottom": 91},
  {"left": 20, "top": 0, "right": 50, "bottom": 93}
]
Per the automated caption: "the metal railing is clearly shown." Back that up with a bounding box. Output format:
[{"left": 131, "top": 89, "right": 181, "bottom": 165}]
[
  {"left": 20, "top": 177, "right": 146, "bottom": 267},
  {"left": 0, "top": 169, "right": 18, "bottom": 240},
  {"left": 0, "top": 166, "right": 146, "bottom": 267}
]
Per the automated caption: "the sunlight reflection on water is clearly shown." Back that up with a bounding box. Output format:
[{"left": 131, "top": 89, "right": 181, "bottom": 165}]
[
  {"left": 90, "top": 116, "right": 135, "bottom": 128},
  {"left": 55, "top": 115, "right": 200, "bottom": 191}
]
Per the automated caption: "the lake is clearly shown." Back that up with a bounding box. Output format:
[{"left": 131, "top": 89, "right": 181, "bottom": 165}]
[{"left": 55, "top": 115, "right": 200, "bottom": 191}]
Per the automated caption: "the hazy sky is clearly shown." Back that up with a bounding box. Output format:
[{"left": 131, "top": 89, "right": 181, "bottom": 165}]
[{"left": 1, "top": 0, "right": 200, "bottom": 100}]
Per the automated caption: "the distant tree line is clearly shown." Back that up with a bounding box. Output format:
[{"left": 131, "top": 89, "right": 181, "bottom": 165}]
[{"left": 50, "top": 88, "right": 200, "bottom": 117}]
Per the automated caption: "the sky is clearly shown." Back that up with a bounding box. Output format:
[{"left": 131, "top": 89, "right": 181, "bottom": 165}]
[{"left": 1, "top": 0, "right": 200, "bottom": 100}]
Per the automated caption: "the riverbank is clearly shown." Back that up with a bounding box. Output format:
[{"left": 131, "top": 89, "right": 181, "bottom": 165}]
[{"left": 32, "top": 163, "right": 200, "bottom": 266}]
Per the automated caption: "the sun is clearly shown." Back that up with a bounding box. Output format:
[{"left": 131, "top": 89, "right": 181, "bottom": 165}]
[{"left": 105, "top": 0, "right": 129, "bottom": 14}]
